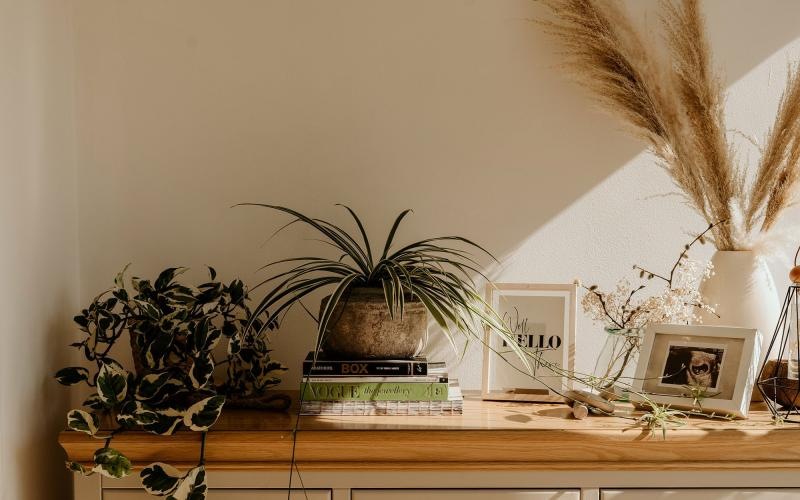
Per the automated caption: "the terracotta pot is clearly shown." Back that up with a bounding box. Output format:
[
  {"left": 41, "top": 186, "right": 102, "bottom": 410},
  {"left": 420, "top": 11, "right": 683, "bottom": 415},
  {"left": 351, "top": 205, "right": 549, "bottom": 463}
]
[{"left": 319, "top": 287, "right": 428, "bottom": 359}]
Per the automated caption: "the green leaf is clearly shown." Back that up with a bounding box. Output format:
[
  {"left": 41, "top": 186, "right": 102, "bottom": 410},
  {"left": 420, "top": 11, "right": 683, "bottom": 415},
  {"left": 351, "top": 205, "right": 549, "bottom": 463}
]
[
  {"left": 167, "top": 466, "right": 207, "bottom": 500},
  {"left": 141, "top": 462, "right": 182, "bottom": 496},
  {"left": 237, "top": 204, "right": 371, "bottom": 274},
  {"left": 155, "top": 267, "right": 189, "bottom": 291},
  {"left": 96, "top": 361, "right": 128, "bottom": 406},
  {"left": 144, "top": 333, "right": 173, "bottom": 370},
  {"left": 187, "top": 320, "right": 221, "bottom": 353},
  {"left": 381, "top": 208, "right": 412, "bottom": 260},
  {"left": 66, "top": 461, "right": 94, "bottom": 476},
  {"left": 67, "top": 409, "right": 99, "bottom": 436},
  {"left": 316, "top": 274, "right": 360, "bottom": 353},
  {"left": 228, "top": 279, "right": 245, "bottom": 305},
  {"left": 189, "top": 353, "right": 215, "bottom": 389},
  {"left": 117, "top": 401, "right": 159, "bottom": 427},
  {"left": 83, "top": 393, "right": 108, "bottom": 410},
  {"left": 337, "top": 204, "right": 373, "bottom": 266},
  {"left": 92, "top": 447, "right": 132, "bottom": 478},
  {"left": 183, "top": 396, "right": 225, "bottom": 431},
  {"left": 136, "top": 372, "right": 171, "bottom": 399},
  {"left": 142, "top": 413, "right": 184, "bottom": 436},
  {"left": 55, "top": 367, "right": 90, "bottom": 386},
  {"left": 114, "top": 263, "right": 132, "bottom": 289}
]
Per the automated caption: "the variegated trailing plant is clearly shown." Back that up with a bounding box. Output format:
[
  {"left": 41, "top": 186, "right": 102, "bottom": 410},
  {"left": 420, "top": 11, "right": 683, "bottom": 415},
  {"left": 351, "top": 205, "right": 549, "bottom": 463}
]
[{"left": 56, "top": 266, "right": 287, "bottom": 499}]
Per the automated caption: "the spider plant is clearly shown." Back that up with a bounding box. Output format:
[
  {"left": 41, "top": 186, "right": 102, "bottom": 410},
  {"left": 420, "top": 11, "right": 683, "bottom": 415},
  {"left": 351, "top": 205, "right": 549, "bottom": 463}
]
[{"left": 240, "top": 204, "right": 532, "bottom": 368}]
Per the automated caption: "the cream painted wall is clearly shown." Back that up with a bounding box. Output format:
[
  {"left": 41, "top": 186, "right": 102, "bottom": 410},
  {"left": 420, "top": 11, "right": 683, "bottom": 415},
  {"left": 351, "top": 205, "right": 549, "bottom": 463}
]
[
  {"left": 0, "top": 0, "right": 79, "bottom": 499},
  {"left": 70, "top": 0, "right": 800, "bottom": 391}
]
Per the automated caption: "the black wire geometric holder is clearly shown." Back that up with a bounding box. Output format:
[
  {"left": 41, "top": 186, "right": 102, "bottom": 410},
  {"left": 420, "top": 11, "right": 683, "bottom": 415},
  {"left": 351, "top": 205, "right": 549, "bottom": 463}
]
[{"left": 757, "top": 284, "right": 800, "bottom": 422}]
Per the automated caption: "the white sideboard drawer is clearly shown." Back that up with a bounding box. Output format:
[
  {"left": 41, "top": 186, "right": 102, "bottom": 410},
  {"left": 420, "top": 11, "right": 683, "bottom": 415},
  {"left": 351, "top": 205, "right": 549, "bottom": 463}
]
[
  {"left": 353, "top": 490, "right": 580, "bottom": 500},
  {"left": 602, "top": 490, "right": 800, "bottom": 500},
  {"left": 104, "top": 489, "right": 331, "bottom": 500}
]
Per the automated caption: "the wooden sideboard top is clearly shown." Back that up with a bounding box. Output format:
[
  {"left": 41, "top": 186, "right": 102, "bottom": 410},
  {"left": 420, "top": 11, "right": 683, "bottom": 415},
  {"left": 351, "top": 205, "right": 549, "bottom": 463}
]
[{"left": 59, "top": 394, "right": 799, "bottom": 471}]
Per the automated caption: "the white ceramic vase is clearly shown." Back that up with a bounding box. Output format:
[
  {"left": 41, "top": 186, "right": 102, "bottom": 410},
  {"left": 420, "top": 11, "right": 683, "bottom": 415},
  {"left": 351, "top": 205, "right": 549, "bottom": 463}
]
[{"left": 699, "top": 250, "right": 780, "bottom": 361}]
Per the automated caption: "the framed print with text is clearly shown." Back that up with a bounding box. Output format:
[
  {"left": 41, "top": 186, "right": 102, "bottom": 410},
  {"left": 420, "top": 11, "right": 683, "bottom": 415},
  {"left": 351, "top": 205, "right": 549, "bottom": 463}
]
[{"left": 481, "top": 283, "right": 577, "bottom": 402}]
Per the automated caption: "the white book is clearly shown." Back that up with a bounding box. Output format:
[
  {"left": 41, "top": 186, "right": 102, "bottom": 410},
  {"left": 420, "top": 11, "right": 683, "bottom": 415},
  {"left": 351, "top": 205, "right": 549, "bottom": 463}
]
[{"left": 300, "top": 399, "right": 463, "bottom": 416}]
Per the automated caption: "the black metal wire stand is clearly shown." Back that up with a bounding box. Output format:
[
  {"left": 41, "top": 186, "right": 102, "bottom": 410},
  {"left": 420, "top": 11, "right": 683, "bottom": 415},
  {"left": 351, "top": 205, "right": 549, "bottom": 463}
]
[{"left": 757, "top": 284, "right": 800, "bottom": 422}]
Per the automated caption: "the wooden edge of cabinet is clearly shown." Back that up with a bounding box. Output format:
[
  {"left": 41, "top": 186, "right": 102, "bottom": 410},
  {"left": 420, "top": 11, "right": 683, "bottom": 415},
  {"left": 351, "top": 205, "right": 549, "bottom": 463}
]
[{"left": 59, "top": 426, "right": 800, "bottom": 471}]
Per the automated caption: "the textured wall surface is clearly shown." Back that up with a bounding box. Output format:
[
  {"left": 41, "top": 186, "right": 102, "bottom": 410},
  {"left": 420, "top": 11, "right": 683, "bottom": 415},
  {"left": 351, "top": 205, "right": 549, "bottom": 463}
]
[
  {"left": 0, "top": 1, "right": 79, "bottom": 498},
  {"left": 70, "top": 0, "right": 800, "bottom": 392}
]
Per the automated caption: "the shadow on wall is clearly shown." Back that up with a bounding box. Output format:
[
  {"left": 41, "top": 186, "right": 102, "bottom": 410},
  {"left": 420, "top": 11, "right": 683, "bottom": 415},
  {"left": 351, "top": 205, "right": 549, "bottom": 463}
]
[
  {"left": 16, "top": 292, "right": 73, "bottom": 500},
  {"left": 71, "top": 0, "right": 800, "bottom": 383}
]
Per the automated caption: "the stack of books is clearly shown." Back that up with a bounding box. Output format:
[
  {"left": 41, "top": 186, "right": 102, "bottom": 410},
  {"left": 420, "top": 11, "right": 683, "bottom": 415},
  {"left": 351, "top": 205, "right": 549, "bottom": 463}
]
[{"left": 299, "top": 352, "right": 463, "bottom": 416}]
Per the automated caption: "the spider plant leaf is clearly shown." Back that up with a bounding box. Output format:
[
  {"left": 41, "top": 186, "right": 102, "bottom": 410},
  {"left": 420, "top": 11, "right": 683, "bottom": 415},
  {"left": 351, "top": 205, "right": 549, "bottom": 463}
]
[
  {"left": 256, "top": 256, "right": 359, "bottom": 273},
  {"left": 381, "top": 278, "right": 395, "bottom": 320},
  {"left": 313, "top": 218, "right": 371, "bottom": 272},
  {"left": 252, "top": 261, "right": 356, "bottom": 290},
  {"left": 248, "top": 276, "right": 342, "bottom": 332},
  {"left": 337, "top": 204, "right": 373, "bottom": 267},
  {"left": 238, "top": 204, "right": 371, "bottom": 274},
  {"left": 411, "top": 285, "right": 461, "bottom": 353},
  {"left": 384, "top": 264, "right": 404, "bottom": 318},
  {"left": 381, "top": 209, "right": 413, "bottom": 260},
  {"left": 315, "top": 274, "right": 361, "bottom": 354},
  {"left": 410, "top": 285, "right": 449, "bottom": 329},
  {"left": 254, "top": 276, "right": 341, "bottom": 319},
  {"left": 389, "top": 236, "right": 496, "bottom": 263}
]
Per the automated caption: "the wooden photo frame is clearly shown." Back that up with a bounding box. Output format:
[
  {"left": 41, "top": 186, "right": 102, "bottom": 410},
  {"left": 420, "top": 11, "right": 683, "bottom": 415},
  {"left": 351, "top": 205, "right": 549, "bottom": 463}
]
[
  {"left": 481, "top": 283, "right": 577, "bottom": 403},
  {"left": 630, "top": 324, "right": 761, "bottom": 418}
]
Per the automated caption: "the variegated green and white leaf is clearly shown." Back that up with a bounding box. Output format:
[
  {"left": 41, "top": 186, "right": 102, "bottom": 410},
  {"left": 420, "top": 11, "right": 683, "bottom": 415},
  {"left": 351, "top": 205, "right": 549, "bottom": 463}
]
[
  {"left": 55, "top": 366, "right": 90, "bottom": 386},
  {"left": 92, "top": 447, "right": 132, "bottom": 478},
  {"left": 227, "top": 333, "right": 242, "bottom": 355},
  {"left": 96, "top": 361, "right": 128, "bottom": 406},
  {"left": 67, "top": 409, "right": 99, "bottom": 436},
  {"left": 189, "top": 354, "right": 214, "bottom": 389},
  {"left": 167, "top": 466, "right": 207, "bottom": 500},
  {"left": 83, "top": 393, "right": 108, "bottom": 411},
  {"left": 142, "top": 413, "right": 184, "bottom": 436},
  {"left": 66, "top": 461, "right": 94, "bottom": 476},
  {"left": 183, "top": 396, "right": 225, "bottom": 431},
  {"left": 141, "top": 462, "right": 182, "bottom": 496},
  {"left": 144, "top": 334, "right": 173, "bottom": 370},
  {"left": 135, "top": 372, "right": 187, "bottom": 404},
  {"left": 117, "top": 400, "right": 159, "bottom": 427},
  {"left": 187, "top": 321, "right": 221, "bottom": 354},
  {"left": 114, "top": 263, "right": 131, "bottom": 289}
]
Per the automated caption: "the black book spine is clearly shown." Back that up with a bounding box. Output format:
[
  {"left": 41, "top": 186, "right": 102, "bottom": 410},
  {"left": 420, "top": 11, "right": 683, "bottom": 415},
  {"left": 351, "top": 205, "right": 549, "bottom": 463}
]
[{"left": 302, "top": 360, "right": 427, "bottom": 376}]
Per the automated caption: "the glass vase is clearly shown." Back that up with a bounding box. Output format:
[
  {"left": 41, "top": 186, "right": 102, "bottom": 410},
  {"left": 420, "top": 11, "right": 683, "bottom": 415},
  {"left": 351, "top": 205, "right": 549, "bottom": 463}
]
[{"left": 593, "top": 327, "right": 643, "bottom": 400}]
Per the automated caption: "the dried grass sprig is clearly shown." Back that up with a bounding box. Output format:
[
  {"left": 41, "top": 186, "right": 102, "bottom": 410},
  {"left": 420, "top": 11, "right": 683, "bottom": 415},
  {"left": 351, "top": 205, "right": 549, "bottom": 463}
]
[
  {"left": 750, "top": 65, "right": 800, "bottom": 232},
  {"left": 541, "top": 0, "right": 800, "bottom": 250},
  {"left": 538, "top": 0, "right": 672, "bottom": 145},
  {"left": 661, "top": 0, "right": 737, "bottom": 248}
]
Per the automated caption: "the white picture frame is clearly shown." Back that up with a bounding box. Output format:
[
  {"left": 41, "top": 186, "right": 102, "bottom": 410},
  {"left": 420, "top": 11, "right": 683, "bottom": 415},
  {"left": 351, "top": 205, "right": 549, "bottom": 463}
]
[
  {"left": 481, "top": 283, "right": 577, "bottom": 403},
  {"left": 631, "top": 324, "right": 761, "bottom": 418}
]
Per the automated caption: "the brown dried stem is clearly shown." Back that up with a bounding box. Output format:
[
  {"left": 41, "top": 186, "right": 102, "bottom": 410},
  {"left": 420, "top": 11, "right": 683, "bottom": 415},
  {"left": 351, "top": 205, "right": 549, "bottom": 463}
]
[{"left": 541, "top": 0, "right": 800, "bottom": 249}]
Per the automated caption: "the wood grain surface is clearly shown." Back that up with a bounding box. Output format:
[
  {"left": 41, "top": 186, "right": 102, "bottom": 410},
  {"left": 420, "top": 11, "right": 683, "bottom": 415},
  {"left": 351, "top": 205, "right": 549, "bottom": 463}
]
[{"left": 59, "top": 395, "right": 799, "bottom": 471}]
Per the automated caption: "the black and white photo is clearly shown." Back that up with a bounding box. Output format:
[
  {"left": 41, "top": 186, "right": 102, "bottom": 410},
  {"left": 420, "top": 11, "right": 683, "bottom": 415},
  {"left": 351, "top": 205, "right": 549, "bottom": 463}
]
[{"left": 632, "top": 325, "right": 761, "bottom": 418}]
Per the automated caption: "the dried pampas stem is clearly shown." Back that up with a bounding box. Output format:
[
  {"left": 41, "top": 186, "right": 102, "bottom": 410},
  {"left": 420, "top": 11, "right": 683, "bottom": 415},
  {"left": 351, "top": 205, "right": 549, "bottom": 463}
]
[{"left": 540, "top": 0, "right": 800, "bottom": 251}]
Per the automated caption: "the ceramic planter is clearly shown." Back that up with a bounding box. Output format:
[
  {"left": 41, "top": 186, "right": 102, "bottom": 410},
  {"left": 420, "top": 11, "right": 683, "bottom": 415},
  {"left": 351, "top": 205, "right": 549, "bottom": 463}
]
[{"left": 319, "top": 287, "right": 428, "bottom": 359}]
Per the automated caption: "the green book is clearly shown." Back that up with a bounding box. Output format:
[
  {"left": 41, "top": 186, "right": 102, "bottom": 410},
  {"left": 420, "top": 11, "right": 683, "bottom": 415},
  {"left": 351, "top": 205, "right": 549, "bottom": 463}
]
[{"left": 300, "top": 381, "right": 449, "bottom": 401}]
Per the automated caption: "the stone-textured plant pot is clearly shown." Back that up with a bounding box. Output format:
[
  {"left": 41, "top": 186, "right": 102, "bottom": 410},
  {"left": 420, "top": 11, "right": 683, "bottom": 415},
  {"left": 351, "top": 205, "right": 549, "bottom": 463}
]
[{"left": 319, "top": 287, "right": 428, "bottom": 359}]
